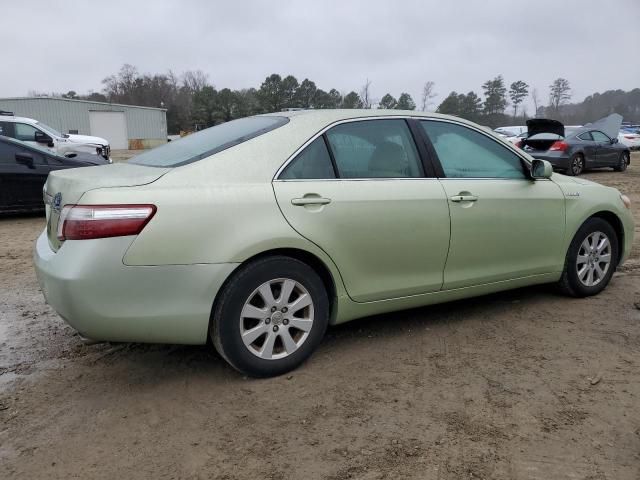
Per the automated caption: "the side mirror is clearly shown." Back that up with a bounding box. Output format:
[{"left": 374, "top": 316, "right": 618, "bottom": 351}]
[
  {"left": 531, "top": 159, "right": 553, "bottom": 179},
  {"left": 611, "top": 138, "right": 618, "bottom": 144},
  {"left": 34, "top": 131, "right": 53, "bottom": 145}
]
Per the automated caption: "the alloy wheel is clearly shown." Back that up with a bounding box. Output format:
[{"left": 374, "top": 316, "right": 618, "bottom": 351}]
[
  {"left": 621, "top": 153, "right": 629, "bottom": 171},
  {"left": 572, "top": 156, "right": 584, "bottom": 175},
  {"left": 576, "top": 231, "right": 612, "bottom": 287},
  {"left": 239, "top": 278, "right": 314, "bottom": 360}
]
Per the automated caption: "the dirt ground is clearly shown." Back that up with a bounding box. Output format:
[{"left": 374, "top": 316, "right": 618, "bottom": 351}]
[{"left": 1, "top": 154, "right": 639, "bottom": 480}]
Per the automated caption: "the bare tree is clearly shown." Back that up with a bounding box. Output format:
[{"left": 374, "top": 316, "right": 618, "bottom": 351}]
[
  {"left": 531, "top": 88, "right": 540, "bottom": 117},
  {"left": 549, "top": 78, "right": 571, "bottom": 114},
  {"left": 182, "top": 70, "right": 210, "bottom": 93},
  {"left": 420, "top": 81, "right": 437, "bottom": 111},
  {"left": 359, "top": 79, "right": 373, "bottom": 109}
]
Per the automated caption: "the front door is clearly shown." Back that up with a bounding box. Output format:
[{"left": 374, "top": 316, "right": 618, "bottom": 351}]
[
  {"left": 0, "top": 140, "right": 51, "bottom": 210},
  {"left": 273, "top": 119, "right": 451, "bottom": 302},
  {"left": 419, "top": 119, "right": 566, "bottom": 290},
  {"left": 592, "top": 130, "right": 618, "bottom": 166}
]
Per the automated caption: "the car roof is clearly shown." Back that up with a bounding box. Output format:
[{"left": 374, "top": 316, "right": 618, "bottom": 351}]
[
  {"left": 260, "top": 108, "right": 490, "bottom": 131},
  {"left": 0, "top": 115, "right": 37, "bottom": 124}
]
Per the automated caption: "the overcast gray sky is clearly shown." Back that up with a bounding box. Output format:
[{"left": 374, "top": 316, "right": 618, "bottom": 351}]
[{"left": 2, "top": 0, "right": 639, "bottom": 112}]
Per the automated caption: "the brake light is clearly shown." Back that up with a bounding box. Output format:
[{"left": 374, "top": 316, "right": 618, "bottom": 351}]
[
  {"left": 624, "top": 135, "right": 637, "bottom": 140},
  {"left": 515, "top": 140, "right": 523, "bottom": 148},
  {"left": 57, "top": 204, "right": 156, "bottom": 241},
  {"left": 549, "top": 141, "right": 569, "bottom": 152}
]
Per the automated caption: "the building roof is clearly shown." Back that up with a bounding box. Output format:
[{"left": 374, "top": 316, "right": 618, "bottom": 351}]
[{"left": 0, "top": 96, "right": 167, "bottom": 112}]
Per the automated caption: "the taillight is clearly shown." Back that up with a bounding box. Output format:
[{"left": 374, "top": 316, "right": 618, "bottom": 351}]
[
  {"left": 624, "top": 135, "right": 636, "bottom": 140},
  {"left": 549, "top": 141, "right": 569, "bottom": 152},
  {"left": 515, "top": 140, "right": 523, "bottom": 148},
  {"left": 57, "top": 204, "right": 156, "bottom": 241}
]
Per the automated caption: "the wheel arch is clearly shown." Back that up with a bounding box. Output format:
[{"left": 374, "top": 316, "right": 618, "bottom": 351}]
[
  {"left": 588, "top": 210, "right": 625, "bottom": 265},
  {"left": 207, "top": 247, "right": 340, "bottom": 340}
]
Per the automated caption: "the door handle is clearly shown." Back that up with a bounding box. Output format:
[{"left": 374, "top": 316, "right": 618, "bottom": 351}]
[
  {"left": 450, "top": 194, "right": 478, "bottom": 202},
  {"left": 291, "top": 197, "right": 332, "bottom": 206},
  {"left": 15, "top": 153, "right": 35, "bottom": 169}
]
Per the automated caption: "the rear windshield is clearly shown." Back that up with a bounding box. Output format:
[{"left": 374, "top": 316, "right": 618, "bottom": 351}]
[{"left": 129, "top": 116, "right": 289, "bottom": 167}]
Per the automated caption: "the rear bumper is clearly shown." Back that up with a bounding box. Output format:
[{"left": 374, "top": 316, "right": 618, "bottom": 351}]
[{"left": 33, "top": 230, "right": 238, "bottom": 344}]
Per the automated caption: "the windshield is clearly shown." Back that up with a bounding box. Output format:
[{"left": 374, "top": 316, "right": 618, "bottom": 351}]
[
  {"left": 36, "top": 121, "right": 64, "bottom": 138},
  {"left": 130, "top": 116, "right": 289, "bottom": 167}
]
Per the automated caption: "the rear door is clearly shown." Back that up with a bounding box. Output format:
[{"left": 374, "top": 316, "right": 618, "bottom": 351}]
[
  {"left": 273, "top": 118, "right": 451, "bottom": 302},
  {"left": 418, "top": 119, "right": 566, "bottom": 289},
  {"left": 592, "top": 130, "right": 618, "bottom": 165}
]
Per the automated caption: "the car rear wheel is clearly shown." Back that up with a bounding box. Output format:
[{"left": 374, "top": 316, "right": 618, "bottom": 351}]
[
  {"left": 566, "top": 154, "right": 584, "bottom": 176},
  {"left": 613, "top": 152, "right": 629, "bottom": 172},
  {"left": 211, "top": 256, "right": 329, "bottom": 377},
  {"left": 557, "top": 217, "right": 618, "bottom": 297}
]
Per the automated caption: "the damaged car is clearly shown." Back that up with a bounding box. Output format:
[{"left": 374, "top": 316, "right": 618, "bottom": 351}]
[{"left": 517, "top": 114, "right": 630, "bottom": 176}]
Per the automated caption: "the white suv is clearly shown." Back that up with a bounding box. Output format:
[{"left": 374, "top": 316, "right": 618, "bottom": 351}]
[{"left": 0, "top": 111, "right": 111, "bottom": 160}]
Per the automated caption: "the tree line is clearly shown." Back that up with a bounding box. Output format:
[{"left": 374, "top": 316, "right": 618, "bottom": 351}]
[{"left": 34, "top": 65, "right": 640, "bottom": 133}]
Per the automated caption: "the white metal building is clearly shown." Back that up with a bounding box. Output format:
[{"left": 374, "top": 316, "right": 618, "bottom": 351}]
[{"left": 0, "top": 97, "right": 167, "bottom": 150}]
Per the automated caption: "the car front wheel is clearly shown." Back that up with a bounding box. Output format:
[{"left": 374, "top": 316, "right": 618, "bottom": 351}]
[
  {"left": 613, "top": 152, "right": 629, "bottom": 172},
  {"left": 211, "top": 256, "right": 329, "bottom": 377},
  {"left": 557, "top": 217, "right": 618, "bottom": 297}
]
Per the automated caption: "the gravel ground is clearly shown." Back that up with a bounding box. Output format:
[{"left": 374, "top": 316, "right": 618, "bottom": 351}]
[{"left": 1, "top": 154, "right": 639, "bottom": 479}]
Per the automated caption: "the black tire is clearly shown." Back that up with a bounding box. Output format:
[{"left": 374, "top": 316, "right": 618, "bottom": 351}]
[
  {"left": 211, "top": 255, "right": 329, "bottom": 377},
  {"left": 613, "top": 152, "right": 629, "bottom": 172},
  {"left": 557, "top": 217, "right": 618, "bottom": 297},
  {"left": 565, "top": 153, "right": 584, "bottom": 176}
]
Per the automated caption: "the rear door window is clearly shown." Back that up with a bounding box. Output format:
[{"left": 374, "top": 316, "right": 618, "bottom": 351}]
[
  {"left": 325, "top": 120, "right": 423, "bottom": 178},
  {"left": 280, "top": 137, "right": 336, "bottom": 180},
  {"left": 578, "top": 132, "right": 593, "bottom": 141}
]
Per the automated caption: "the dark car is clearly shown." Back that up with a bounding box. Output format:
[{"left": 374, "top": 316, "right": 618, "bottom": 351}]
[
  {"left": 0, "top": 135, "right": 110, "bottom": 214},
  {"left": 517, "top": 114, "right": 630, "bottom": 176}
]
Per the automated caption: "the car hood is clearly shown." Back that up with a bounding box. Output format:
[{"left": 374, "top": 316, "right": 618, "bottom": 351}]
[
  {"left": 526, "top": 119, "right": 564, "bottom": 137},
  {"left": 582, "top": 113, "right": 623, "bottom": 140},
  {"left": 66, "top": 133, "right": 109, "bottom": 146}
]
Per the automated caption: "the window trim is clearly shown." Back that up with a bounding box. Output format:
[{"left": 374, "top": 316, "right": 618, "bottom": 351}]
[
  {"left": 417, "top": 118, "right": 535, "bottom": 181},
  {"left": 274, "top": 116, "right": 438, "bottom": 182}
]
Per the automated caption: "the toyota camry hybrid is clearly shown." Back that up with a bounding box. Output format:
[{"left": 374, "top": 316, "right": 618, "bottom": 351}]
[{"left": 34, "top": 110, "right": 634, "bottom": 377}]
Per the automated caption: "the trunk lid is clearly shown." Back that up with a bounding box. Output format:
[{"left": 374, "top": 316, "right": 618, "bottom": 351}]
[
  {"left": 522, "top": 119, "right": 565, "bottom": 151},
  {"left": 44, "top": 163, "right": 169, "bottom": 251},
  {"left": 525, "top": 119, "right": 565, "bottom": 138}
]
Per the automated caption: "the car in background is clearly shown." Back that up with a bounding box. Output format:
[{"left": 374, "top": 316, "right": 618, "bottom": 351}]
[
  {"left": 618, "top": 129, "right": 640, "bottom": 150},
  {"left": 494, "top": 125, "right": 526, "bottom": 138},
  {"left": 0, "top": 135, "right": 110, "bottom": 214},
  {"left": 0, "top": 111, "right": 111, "bottom": 160},
  {"left": 517, "top": 114, "right": 630, "bottom": 175},
  {"left": 33, "top": 110, "right": 634, "bottom": 377},
  {"left": 505, "top": 131, "right": 528, "bottom": 144}
]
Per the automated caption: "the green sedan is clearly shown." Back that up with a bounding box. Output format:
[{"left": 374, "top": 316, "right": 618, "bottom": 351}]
[{"left": 34, "top": 110, "right": 634, "bottom": 377}]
